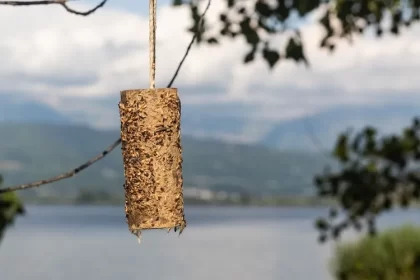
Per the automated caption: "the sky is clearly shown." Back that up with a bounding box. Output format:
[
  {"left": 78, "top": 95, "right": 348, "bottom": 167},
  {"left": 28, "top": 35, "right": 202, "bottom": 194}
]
[{"left": 1, "top": 0, "right": 420, "bottom": 143}]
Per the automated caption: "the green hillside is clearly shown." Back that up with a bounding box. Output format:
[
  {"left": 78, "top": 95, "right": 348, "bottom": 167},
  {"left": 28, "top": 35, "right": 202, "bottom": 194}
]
[{"left": 0, "top": 123, "right": 333, "bottom": 204}]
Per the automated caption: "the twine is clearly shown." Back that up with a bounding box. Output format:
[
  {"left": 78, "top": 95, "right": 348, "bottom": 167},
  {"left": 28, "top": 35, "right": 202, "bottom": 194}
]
[{"left": 149, "top": 0, "right": 157, "bottom": 89}]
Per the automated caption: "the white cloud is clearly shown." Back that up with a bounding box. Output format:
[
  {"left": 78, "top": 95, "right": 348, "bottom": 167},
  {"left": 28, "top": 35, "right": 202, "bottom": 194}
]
[{"left": 0, "top": 0, "right": 420, "bottom": 143}]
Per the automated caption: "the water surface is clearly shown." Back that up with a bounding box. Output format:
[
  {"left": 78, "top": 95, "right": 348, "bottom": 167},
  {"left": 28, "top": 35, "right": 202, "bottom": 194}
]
[{"left": 1, "top": 206, "right": 419, "bottom": 280}]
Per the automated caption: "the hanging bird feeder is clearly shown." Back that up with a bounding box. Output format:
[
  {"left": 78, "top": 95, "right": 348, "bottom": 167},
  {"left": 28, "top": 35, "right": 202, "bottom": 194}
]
[{"left": 118, "top": 0, "right": 186, "bottom": 243}]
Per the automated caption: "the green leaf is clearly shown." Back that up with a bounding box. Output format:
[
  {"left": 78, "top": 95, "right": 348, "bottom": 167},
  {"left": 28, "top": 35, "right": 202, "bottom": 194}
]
[
  {"left": 285, "top": 37, "right": 308, "bottom": 66},
  {"left": 333, "top": 134, "right": 350, "bottom": 162},
  {"left": 315, "top": 218, "right": 329, "bottom": 231},
  {"left": 172, "top": 0, "right": 183, "bottom": 6},
  {"left": 255, "top": 1, "right": 271, "bottom": 17},
  {"left": 240, "top": 17, "right": 260, "bottom": 46},
  {"left": 207, "top": 37, "right": 219, "bottom": 44},
  {"left": 237, "top": 7, "right": 246, "bottom": 14},
  {"left": 262, "top": 47, "right": 280, "bottom": 68},
  {"left": 295, "top": 0, "right": 321, "bottom": 16},
  {"left": 244, "top": 48, "right": 256, "bottom": 64},
  {"left": 0, "top": 190, "right": 25, "bottom": 243},
  {"left": 366, "top": 161, "right": 377, "bottom": 173},
  {"left": 227, "top": 0, "right": 235, "bottom": 8}
]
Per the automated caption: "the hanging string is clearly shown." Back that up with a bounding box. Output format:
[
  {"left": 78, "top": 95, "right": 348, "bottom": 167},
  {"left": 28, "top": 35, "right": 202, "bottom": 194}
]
[{"left": 149, "top": 0, "right": 157, "bottom": 89}]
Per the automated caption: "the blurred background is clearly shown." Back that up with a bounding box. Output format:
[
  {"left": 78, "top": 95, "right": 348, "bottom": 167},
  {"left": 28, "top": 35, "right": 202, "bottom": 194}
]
[{"left": 1, "top": 0, "right": 420, "bottom": 279}]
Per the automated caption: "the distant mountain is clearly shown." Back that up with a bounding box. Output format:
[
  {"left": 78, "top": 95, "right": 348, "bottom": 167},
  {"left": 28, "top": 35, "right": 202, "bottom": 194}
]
[
  {"left": 261, "top": 103, "right": 420, "bottom": 151},
  {"left": 0, "top": 123, "right": 331, "bottom": 200},
  {"left": 1, "top": 95, "right": 417, "bottom": 152},
  {"left": 0, "top": 95, "right": 70, "bottom": 124}
]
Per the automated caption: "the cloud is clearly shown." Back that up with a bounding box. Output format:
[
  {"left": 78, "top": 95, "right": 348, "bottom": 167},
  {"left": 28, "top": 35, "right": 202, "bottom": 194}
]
[{"left": 0, "top": 0, "right": 420, "bottom": 143}]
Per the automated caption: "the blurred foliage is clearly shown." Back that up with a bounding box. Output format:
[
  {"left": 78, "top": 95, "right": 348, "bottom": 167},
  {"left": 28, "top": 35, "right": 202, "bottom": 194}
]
[
  {"left": 170, "top": 0, "right": 420, "bottom": 242},
  {"left": 0, "top": 174, "right": 25, "bottom": 245},
  {"left": 173, "top": 0, "right": 420, "bottom": 68},
  {"left": 331, "top": 225, "right": 420, "bottom": 280},
  {"left": 314, "top": 117, "right": 420, "bottom": 243}
]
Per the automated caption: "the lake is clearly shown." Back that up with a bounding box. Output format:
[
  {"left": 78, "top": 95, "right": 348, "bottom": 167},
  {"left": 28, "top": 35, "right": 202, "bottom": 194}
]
[{"left": 1, "top": 205, "right": 420, "bottom": 280}]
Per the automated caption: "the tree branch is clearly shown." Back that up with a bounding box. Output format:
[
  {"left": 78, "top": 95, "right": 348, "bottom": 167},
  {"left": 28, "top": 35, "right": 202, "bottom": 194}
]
[
  {"left": 168, "top": 0, "right": 211, "bottom": 88},
  {"left": 0, "top": 0, "right": 108, "bottom": 16},
  {"left": 0, "top": 138, "right": 121, "bottom": 193},
  {"left": 0, "top": 0, "right": 211, "bottom": 194}
]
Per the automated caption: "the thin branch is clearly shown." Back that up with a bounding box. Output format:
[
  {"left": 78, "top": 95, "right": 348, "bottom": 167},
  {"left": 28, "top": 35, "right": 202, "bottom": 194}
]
[
  {"left": 0, "top": 0, "right": 212, "bottom": 194},
  {"left": 0, "top": 0, "right": 108, "bottom": 16},
  {"left": 302, "top": 116, "right": 332, "bottom": 159},
  {"left": 0, "top": 139, "right": 121, "bottom": 193},
  {"left": 168, "top": 0, "right": 211, "bottom": 87}
]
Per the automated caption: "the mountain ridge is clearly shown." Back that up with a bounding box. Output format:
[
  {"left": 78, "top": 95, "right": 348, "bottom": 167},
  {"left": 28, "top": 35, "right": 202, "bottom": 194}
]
[
  {"left": 0, "top": 122, "right": 331, "bottom": 201},
  {"left": 0, "top": 99, "right": 418, "bottom": 151}
]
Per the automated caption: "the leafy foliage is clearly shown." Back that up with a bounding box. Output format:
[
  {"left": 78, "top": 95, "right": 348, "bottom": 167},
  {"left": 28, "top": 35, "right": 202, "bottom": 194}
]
[
  {"left": 174, "top": 0, "right": 420, "bottom": 68},
  {"left": 0, "top": 174, "right": 25, "bottom": 244},
  {"left": 331, "top": 225, "right": 420, "bottom": 280},
  {"left": 314, "top": 117, "right": 420, "bottom": 243},
  {"left": 169, "top": 0, "right": 420, "bottom": 241}
]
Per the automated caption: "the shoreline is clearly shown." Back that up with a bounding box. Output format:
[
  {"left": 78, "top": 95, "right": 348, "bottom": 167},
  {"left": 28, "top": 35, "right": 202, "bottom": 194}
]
[
  {"left": 20, "top": 196, "right": 337, "bottom": 208},
  {"left": 20, "top": 196, "right": 420, "bottom": 209}
]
